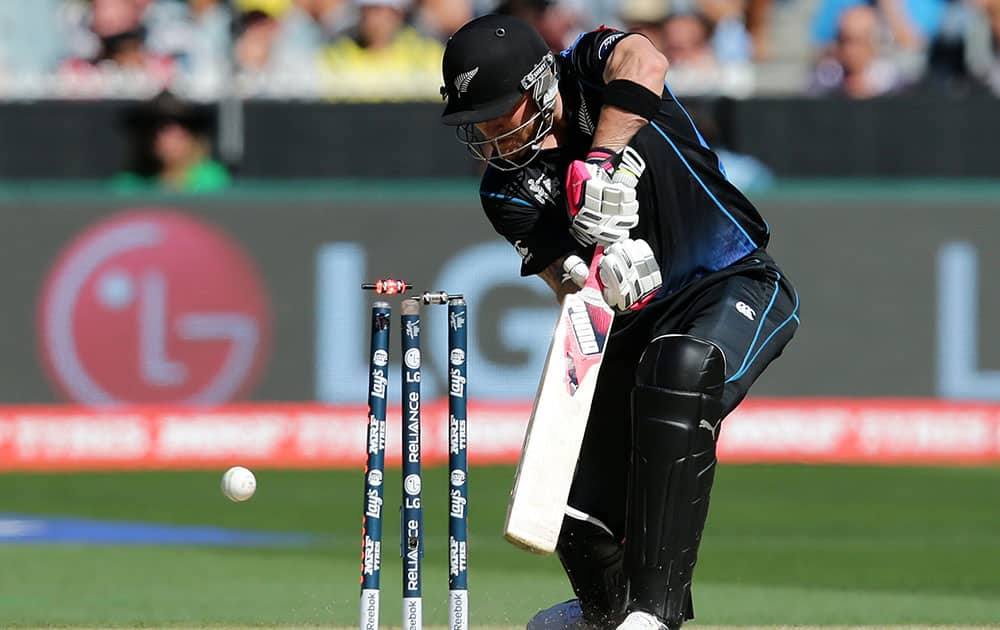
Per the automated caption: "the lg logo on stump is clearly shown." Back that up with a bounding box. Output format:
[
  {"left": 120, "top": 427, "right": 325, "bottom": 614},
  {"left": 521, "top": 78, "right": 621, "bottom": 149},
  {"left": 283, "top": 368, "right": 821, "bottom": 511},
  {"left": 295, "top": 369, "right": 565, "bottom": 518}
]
[{"left": 37, "top": 209, "right": 272, "bottom": 405}]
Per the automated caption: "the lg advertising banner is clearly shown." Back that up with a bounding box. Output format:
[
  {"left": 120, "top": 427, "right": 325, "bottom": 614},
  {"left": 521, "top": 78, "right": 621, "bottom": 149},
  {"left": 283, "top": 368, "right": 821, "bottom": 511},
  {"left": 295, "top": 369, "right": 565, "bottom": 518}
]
[
  {"left": 3, "top": 192, "right": 1000, "bottom": 406},
  {"left": 36, "top": 209, "right": 272, "bottom": 406},
  {"left": 0, "top": 186, "right": 999, "bottom": 468}
]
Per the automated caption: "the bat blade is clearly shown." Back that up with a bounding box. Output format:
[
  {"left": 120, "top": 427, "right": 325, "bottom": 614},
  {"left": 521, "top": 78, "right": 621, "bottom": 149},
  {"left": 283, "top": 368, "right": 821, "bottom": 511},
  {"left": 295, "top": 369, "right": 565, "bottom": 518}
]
[{"left": 504, "top": 277, "right": 613, "bottom": 554}]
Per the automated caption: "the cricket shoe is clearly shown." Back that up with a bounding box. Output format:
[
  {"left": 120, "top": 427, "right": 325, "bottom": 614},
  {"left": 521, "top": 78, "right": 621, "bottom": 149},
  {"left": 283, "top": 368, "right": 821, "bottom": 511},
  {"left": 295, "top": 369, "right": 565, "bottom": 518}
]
[
  {"left": 614, "top": 611, "right": 669, "bottom": 630},
  {"left": 526, "top": 599, "right": 598, "bottom": 630}
]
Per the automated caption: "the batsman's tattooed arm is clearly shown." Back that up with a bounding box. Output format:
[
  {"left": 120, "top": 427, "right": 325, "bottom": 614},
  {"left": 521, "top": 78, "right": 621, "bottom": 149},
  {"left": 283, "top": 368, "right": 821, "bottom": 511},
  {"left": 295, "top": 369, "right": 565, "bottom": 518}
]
[{"left": 593, "top": 35, "right": 669, "bottom": 153}]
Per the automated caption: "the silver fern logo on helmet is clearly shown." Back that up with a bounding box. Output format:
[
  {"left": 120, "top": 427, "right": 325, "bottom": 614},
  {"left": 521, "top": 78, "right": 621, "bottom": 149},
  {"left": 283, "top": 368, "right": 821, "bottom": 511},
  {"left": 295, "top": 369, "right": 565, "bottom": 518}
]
[{"left": 454, "top": 67, "right": 479, "bottom": 96}]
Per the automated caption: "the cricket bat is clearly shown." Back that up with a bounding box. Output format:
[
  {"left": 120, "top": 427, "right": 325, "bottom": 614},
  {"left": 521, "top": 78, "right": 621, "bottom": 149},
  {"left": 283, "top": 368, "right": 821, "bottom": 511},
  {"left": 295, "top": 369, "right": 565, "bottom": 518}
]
[{"left": 504, "top": 247, "right": 614, "bottom": 554}]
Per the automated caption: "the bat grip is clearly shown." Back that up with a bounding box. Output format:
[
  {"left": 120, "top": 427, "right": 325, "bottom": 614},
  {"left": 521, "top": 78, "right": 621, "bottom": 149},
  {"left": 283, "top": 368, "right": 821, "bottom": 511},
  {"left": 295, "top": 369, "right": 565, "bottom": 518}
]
[{"left": 584, "top": 245, "right": 605, "bottom": 291}]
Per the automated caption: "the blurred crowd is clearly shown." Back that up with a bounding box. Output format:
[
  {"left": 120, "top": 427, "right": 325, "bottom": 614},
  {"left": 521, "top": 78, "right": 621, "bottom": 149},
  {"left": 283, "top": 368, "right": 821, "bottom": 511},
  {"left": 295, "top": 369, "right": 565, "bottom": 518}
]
[{"left": 0, "top": 0, "right": 997, "bottom": 100}]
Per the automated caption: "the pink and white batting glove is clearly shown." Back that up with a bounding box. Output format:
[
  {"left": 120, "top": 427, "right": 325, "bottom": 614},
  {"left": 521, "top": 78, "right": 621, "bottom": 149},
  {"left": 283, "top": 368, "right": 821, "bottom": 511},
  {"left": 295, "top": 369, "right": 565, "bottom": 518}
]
[
  {"left": 565, "top": 147, "right": 646, "bottom": 247},
  {"left": 598, "top": 238, "right": 663, "bottom": 312}
]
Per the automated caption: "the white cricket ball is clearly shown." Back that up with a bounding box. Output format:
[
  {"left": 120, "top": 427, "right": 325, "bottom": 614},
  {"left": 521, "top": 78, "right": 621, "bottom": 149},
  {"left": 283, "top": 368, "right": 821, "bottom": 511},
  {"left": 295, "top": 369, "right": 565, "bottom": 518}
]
[{"left": 221, "top": 466, "right": 257, "bottom": 502}]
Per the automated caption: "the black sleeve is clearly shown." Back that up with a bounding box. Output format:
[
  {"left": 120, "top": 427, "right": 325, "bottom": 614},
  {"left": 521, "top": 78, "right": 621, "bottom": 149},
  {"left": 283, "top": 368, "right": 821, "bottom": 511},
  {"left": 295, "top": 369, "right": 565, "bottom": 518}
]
[
  {"left": 480, "top": 190, "right": 580, "bottom": 277},
  {"left": 562, "top": 28, "right": 642, "bottom": 87}
]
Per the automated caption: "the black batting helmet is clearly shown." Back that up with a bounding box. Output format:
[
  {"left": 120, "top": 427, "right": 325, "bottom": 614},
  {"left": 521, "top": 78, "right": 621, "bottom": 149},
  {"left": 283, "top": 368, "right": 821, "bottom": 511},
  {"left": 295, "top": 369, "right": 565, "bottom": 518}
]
[{"left": 440, "top": 15, "right": 555, "bottom": 126}]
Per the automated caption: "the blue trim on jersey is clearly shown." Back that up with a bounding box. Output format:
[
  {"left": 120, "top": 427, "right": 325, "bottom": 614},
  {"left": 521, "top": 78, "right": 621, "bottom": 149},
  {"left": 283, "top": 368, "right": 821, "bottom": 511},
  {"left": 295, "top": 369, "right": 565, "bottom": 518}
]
[
  {"left": 663, "top": 80, "right": 727, "bottom": 176},
  {"left": 663, "top": 81, "right": 710, "bottom": 150},
  {"left": 560, "top": 31, "right": 586, "bottom": 58},
  {"left": 649, "top": 121, "right": 758, "bottom": 249},
  {"left": 726, "top": 282, "right": 800, "bottom": 383},
  {"left": 480, "top": 191, "right": 535, "bottom": 207}
]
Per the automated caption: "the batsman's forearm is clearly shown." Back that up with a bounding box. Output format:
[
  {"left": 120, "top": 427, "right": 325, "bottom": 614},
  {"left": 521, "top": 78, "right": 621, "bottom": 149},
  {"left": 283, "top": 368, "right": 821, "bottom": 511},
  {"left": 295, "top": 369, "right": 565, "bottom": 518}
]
[
  {"left": 592, "top": 35, "right": 669, "bottom": 152},
  {"left": 591, "top": 107, "right": 650, "bottom": 153}
]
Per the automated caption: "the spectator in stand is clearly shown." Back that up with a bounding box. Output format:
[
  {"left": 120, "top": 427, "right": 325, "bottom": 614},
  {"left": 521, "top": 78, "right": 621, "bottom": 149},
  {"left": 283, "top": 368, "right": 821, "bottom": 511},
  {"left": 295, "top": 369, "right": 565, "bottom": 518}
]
[
  {"left": 968, "top": 0, "right": 1000, "bottom": 93},
  {"left": 619, "top": 0, "right": 671, "bottom": 52},
  {"left": 234, "top": 7, "right": 284, "bottom": 72},
  {"left": 663, "top": 12, "right": 718, "bottom": 67},
  {"left": 658, "top": 10, "right": 757, "bottom": 95},
  {"left": 810, "top": 4, "right": 908, "bottom": 97},
  {"left": 321, "top": 0, "right": 444, "bottom": 100},
  {"left": 662, "top": 13, "right": 718, "bottom": 86},
  {"left": 182, "top": 0, "right": 232, "bottom": 71},
  {"left": 621, "top": 0, "right": 764, "bottom": 63},
  {"left": 494, "top": 0, "right": 585, "bottom": 51},
  {"left": 742, "top": 0, "right": 774, "bottom": 61},
  {"left": 235, "top": 0, "right": 293, "bottom": 16},
  {"left": 812, "top": 0, "right": 946, "bottom": 53},
  {"left": 60, "top": 0, "right": 176, "bottom": 90},
  {"left": 416, "top": 0, "right": 474, "bottom": 40},
  {"left": 113, "top": 89, "right": 230, "bottom": 192},
  {"left": 141, "top": 0, "right": 232, "bottom": 97},
  {"left": 273, "top": 0, "right": 351, "bottom": 68},
  {"left": 698, "top": 0, "right": 757, "bottom": 62},
  {"left": 918, "top": 0, "right": 981, "bottom": 94}
]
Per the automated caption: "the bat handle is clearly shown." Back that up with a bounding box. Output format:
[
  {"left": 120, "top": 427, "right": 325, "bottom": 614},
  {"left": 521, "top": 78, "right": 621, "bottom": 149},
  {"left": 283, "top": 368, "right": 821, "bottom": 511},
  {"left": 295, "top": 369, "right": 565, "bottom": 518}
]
[{"left": 583, "top": 245, "right": 605, "bottom": 291}]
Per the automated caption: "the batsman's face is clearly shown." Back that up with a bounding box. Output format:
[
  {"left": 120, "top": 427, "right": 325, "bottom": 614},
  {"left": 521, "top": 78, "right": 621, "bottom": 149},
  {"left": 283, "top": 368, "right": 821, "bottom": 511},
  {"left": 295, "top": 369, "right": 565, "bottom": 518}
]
[{"left": 475, "top": 95, "right": 539, "bottom": 158}]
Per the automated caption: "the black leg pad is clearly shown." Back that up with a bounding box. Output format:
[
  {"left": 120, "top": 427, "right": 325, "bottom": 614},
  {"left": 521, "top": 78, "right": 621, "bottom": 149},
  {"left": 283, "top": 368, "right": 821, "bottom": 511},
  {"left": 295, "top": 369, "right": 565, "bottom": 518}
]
[
  {"left": 557, "top": 516, "right": 627, "bottom": 626},
  {"left": 625, "top": 335, "right": 725, "bottom": 627}
]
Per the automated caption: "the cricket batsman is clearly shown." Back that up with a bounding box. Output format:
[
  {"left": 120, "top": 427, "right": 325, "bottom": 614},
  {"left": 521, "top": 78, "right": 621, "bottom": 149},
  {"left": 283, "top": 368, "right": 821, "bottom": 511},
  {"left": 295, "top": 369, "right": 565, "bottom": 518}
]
[{"left": 439, "top": 15, "right": 800, "bottom": 630}]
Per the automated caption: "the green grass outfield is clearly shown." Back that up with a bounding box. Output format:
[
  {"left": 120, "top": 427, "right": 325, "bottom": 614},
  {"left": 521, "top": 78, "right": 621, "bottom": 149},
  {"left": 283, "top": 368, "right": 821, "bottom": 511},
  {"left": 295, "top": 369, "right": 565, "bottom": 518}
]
[{"left": 0, "top": 465, "right": 998, "bottom": 628}]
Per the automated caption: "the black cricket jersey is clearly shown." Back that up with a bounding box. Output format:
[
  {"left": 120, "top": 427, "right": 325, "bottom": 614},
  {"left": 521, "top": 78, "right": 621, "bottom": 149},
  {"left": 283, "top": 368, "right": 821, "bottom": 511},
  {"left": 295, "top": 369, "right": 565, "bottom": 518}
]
[{"left": 479, "top": 27, "right": 771, "bottom": 302}]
